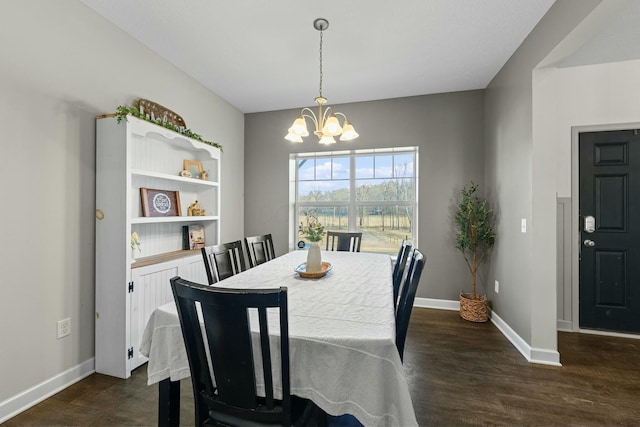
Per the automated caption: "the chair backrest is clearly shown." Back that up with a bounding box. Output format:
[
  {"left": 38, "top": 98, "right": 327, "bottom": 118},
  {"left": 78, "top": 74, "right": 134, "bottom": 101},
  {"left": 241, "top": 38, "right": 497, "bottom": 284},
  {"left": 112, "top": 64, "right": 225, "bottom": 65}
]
[
  {"left": 201, "top": 240, "right": 247, "bottom": 284},
  {"left": 325, "top": 231, "right": 362, "bottom": 252},
  {"left": 392, "top": 240, "right": 412, "bottom": 309},
  {"left": 395, "top": 248, "right": 425, "bottom": 362},
  {"left": 170, "top": 277, "right": 292, "bottom": 426},
  {"left": 244, "top": 234, "right": 276, "bottom": 268}
]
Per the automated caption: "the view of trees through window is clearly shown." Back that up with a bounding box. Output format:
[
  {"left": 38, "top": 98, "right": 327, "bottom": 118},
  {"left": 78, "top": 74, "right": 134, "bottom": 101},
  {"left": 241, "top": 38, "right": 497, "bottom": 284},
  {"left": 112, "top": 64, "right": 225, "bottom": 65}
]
[{"left": 295, "top": 149, "right": 417, "bottom": 253}]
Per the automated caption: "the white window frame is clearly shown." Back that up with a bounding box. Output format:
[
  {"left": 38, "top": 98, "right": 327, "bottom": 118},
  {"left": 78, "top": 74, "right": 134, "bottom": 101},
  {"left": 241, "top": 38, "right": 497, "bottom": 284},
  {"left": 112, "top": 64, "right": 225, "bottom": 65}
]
[{"left": 289, "top": 147, "right": 419, "bottom": 254}]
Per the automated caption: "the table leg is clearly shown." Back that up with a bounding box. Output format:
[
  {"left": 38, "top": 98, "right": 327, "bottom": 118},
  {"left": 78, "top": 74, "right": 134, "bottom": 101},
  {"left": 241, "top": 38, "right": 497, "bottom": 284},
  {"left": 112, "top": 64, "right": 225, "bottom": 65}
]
[{"left": 158, "top": 378, "right": 180, "bottom": 427}]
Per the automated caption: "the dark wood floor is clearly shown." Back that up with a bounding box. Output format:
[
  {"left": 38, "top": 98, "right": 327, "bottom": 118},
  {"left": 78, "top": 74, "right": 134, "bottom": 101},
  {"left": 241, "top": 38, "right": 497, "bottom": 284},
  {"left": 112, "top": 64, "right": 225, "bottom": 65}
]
[{"left": 5, "top": 308, "right": 640, "bottom": 426}]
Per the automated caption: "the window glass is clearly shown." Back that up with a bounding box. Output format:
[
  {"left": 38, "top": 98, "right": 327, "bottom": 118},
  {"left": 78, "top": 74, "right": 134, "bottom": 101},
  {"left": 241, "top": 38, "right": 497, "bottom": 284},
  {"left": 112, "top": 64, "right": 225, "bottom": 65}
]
[
  {"left": 298, "top": 206, "right": 349, "bottom": 248},
  {"left": 332, "top": 157, "right": 350, "bottom": 179},
  {"left": 356, "top": 206, "right": 414, "bottom": 254},
  {"left": 299, "top": 180, "right": 349, "bottom": 202},
  {"left": 314, "top": 157, "right": 333, "bottom": 180},
  {"left": 355, "top": 156, "right": 374, "bottom": 179},
  {"left": 297, "top": 158, "right": 315, "bottom": 180},
  {"left": 294, "top": 148, "right": 417, "bottom": 254},
  {"left": 393, "top": 153, "right": 414, "bottom": 177},
  {"left": 374, "top": 155, "right": 393, "bottom": 178}
]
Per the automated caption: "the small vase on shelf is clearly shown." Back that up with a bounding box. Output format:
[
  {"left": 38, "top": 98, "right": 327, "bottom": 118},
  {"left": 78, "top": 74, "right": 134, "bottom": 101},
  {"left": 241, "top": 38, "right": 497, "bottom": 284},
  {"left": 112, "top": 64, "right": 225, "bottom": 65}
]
[
  {"left": 306, "top": 242, "right": 322, "bottom": 273},
  {"left": 131, "top": 232, "right": 141, "bottom": 264}
]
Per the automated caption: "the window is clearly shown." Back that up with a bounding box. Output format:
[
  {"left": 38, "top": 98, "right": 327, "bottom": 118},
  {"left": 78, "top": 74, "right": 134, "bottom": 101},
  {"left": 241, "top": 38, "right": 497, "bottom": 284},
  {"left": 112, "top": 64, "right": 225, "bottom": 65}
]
[{"left": 291, "top": 147, "right": 418, "bottom": 254}]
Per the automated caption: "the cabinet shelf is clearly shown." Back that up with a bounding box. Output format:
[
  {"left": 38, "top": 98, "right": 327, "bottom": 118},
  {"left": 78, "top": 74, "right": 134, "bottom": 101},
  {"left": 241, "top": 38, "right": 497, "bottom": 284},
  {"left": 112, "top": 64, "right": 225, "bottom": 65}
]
[
  {"left": 131, "top": 249, "right": 203, "bottom": 269},
  {"left": 131, "top": 169, "right": 219, "bottom": 187},
  {"left": 131, "top": 215, "right": 218, "bottom": 224}
]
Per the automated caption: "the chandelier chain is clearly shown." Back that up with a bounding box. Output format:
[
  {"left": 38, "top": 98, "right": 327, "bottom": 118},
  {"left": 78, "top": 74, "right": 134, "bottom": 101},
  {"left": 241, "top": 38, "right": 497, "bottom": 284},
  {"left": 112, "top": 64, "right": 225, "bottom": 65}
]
[{"left": 319, "top": 30, "right": 323, "bottom": 98}]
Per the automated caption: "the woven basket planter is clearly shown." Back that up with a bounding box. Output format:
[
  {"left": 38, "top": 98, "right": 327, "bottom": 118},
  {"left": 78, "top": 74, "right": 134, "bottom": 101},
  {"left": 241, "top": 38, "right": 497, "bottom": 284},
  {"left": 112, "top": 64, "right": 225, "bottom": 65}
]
[{"left": 459, "top": 292, "right": 488, "bottom": 322}]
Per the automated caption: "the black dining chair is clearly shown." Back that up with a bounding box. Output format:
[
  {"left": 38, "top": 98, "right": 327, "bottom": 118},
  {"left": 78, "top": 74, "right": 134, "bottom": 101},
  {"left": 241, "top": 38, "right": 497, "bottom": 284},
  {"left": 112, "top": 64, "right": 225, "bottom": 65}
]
[
  {"left": 395, "top": 248, "right": 425, "bottom": 362},
  {"left": 170, "top": 277, "right": 321, "bottom": 427},
  {"left": 201, "top": 240, "right": 247, "bottom": 284},
  {"left": 245, "top": 233, "right": 276, "bottom": 268},
  {"left": 325, "top": 231, "right": 362, "bottom": 252},
  {"left": 392, "top": 240, "right": 412, "bottom": 309}
]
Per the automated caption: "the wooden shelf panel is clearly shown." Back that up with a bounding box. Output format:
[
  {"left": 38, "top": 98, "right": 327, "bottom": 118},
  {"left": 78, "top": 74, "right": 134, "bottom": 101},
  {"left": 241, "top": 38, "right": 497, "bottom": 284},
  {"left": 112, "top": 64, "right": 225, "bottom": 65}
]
[
  {"left": 131, "top": 215, "right": 218, "bottom": 224},
  {"left": 132, "top": 249, "right": 202, "bottom": 268},
  {"left": 131, "top": 169, "right": 219, "bottom": 187}
]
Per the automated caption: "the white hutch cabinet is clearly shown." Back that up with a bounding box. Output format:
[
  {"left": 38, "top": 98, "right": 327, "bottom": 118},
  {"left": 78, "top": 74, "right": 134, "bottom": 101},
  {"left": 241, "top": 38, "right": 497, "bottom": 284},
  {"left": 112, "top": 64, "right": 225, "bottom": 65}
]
[{"left": 95, "top": 115, "right": 220, "bottom": 378}]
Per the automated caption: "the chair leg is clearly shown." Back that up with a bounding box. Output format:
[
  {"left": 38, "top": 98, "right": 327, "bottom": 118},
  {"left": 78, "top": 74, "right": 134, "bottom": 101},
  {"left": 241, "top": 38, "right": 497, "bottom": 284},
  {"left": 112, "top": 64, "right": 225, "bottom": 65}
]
[
  {"left": 309, "top": 404, "right": 328, "bottom": 427},
  {"left": 158, "top": 379, "right": 180, "bottom": 427}
]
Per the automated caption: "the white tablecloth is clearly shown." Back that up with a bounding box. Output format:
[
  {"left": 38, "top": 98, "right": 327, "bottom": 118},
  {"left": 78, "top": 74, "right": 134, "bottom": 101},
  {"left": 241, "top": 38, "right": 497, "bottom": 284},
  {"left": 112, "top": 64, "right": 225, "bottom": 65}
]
[{"left": 139, "top": 250, "right": 417, "bottom": 427}]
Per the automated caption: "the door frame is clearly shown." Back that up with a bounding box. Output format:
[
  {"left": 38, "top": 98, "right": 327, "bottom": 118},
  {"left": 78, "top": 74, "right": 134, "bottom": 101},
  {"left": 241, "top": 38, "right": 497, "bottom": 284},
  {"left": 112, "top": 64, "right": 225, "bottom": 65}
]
[{"left": 570, "top": 122, "right": 640, "bottom": 338}]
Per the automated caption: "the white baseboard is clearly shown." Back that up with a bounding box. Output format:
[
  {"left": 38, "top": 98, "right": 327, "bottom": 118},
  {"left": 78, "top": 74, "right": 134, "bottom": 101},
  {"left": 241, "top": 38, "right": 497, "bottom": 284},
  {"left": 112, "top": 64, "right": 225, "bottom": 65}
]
[
  {"left": 0, "top": 358, "right": 95, "bottom": 423},
  {"left": 413, "top": 297, "right": 459, "bottom": 311},
  {"left": 490, "top": 311, "right": 561, "bottom": 366},
  {"left": 414, "top": 298, "right": 561, "bottom": 366},
  {"left": 557, "top": 319, "right": 573, "bottom": 332},
  {"left": 530, "top": 347, "right": 562, "bottom": 366}
]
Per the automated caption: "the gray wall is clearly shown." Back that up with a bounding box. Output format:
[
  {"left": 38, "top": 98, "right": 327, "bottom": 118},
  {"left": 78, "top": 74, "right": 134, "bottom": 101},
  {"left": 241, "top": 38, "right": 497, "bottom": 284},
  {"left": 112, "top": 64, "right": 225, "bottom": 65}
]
[
  {"left": 245, "top": 90, "right": 485, "bottom": 300},
  {"left": 0, "top": 0, "right": 244, "bottom": 412},
  {"left": 484, "top": 0, "right": 602, "bottom": 346}
]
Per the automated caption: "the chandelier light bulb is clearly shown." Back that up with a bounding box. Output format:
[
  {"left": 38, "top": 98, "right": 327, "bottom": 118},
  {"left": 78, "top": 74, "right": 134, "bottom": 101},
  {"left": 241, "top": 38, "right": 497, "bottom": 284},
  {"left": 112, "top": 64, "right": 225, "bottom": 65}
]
[
  {"left": 285, "top": 132, "right": 304, "bottom": 143},
  {"left": 322, "top": 114, "right": 343, "bottom": 136},
  {"left": 340, "top": 121, "right": 359, "bottom": 141},
  {"left": 319, "top": 134, "right": 336, "bottom": 145}
]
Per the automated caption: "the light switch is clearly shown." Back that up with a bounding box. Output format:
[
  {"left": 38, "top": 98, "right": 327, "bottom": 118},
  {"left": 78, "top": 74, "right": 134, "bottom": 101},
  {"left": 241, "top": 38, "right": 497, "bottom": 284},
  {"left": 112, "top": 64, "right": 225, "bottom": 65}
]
[{"left": 521, "top": 218, "right": 527, "bottom": 233}]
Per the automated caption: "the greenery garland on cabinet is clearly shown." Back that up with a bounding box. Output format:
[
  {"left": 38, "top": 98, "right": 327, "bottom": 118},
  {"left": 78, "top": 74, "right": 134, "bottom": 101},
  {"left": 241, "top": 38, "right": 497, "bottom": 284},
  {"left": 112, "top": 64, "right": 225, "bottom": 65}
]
[{"left": 114, "top": 105, "right": 223, "bottom": 151}]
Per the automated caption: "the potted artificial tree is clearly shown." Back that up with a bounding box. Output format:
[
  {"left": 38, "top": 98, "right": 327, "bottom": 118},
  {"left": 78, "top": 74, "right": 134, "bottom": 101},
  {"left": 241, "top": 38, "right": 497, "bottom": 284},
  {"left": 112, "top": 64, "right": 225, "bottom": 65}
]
[{"left": 455, "top": 182, "right": 496, "bottom": 322}]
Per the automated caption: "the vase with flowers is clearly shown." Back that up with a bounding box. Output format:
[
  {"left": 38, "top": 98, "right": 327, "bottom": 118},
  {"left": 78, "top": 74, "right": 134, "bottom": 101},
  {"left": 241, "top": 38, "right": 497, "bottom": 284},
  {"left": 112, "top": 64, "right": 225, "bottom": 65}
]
[
  {"left": 131, "top": 231, "right": 141, "bottom": 263},
  {"left": 299, "top": 210, "right": 325, "bottom": 273}
]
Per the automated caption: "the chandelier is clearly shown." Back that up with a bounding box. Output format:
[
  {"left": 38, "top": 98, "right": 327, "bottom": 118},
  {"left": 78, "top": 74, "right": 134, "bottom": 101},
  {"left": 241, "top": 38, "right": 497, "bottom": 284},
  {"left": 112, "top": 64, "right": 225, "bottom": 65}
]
[{"left": 285, "top": 18, "right": 359, "bottom": 144}]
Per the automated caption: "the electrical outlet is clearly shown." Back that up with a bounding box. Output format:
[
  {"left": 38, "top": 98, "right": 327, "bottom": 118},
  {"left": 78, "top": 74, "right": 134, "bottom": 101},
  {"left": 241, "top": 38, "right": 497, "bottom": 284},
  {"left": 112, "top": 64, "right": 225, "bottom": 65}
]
[
  {"left": 521, "top": 218, "right": 527, "bottom": 233},
  {"left": 495, "top": 280, "right": 499, "bottom": 293},
  {"left": 57, "top": 318, "right": 71, "bottom": 339}
]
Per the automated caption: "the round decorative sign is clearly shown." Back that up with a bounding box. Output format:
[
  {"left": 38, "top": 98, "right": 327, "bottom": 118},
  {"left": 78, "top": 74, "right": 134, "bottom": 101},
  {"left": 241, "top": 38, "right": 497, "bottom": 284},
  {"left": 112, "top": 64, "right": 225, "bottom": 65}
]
[
  {"left": 297, "top": 240, "right": 306, "bottom": 249},
  {"left": 152, "top": 193, "right": 172, "bottom": 214}
]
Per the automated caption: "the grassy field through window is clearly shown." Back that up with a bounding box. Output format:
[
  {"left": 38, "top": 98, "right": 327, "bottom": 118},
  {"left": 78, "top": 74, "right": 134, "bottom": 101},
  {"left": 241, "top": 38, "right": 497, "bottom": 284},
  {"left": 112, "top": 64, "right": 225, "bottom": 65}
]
[{"left": 309, "top": 210, "right": 412, "bottom": 253}]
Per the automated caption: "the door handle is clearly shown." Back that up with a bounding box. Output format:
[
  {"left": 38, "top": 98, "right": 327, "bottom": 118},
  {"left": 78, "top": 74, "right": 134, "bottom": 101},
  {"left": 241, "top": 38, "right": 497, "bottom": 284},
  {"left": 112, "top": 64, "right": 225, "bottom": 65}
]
[{"left": 583, "top": 239, "right": 595, "bottom": 247}]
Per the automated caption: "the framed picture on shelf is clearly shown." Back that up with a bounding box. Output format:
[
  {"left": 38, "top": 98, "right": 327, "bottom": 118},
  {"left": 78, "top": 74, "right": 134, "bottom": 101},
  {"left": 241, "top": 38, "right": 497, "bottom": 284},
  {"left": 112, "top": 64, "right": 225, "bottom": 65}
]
[
  {"left": 182, "top": 225, "right": 206, "bottom": 250},
  {"left": 183, "top": 159, "right": 203, "bottom": 179},
  {"left": 140, "top": 188, "right": 182, "bottom": 217}
]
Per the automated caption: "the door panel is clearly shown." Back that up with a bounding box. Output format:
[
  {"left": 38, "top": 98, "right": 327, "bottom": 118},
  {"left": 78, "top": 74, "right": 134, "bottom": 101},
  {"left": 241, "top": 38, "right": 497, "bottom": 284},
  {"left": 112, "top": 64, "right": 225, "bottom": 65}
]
[
  {"left": 595, "top": 175, "right": 627, "bottom": 231},
  {"left": 579, "top": 130, "right": 640, "bottom": 333},
  {"left": 129, "top": 263, "right": 177, "bottom": 372},
  {"left": 595, "top": 250, "right": 627, "bottom": 307}
]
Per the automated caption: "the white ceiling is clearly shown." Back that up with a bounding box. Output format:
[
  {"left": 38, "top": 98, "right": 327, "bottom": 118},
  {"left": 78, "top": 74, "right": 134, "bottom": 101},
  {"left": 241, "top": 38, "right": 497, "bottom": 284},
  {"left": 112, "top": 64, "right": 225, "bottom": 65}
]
[{"left": 80, "top": 0, "right": 556, "bottom": 113}]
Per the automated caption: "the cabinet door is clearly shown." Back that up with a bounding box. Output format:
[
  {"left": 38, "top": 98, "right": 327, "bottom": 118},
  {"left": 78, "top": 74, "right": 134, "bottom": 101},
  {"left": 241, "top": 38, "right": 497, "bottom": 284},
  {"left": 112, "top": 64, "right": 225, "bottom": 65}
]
[{"left": 129, "top": 263, "right": 179, "bottom": 372}]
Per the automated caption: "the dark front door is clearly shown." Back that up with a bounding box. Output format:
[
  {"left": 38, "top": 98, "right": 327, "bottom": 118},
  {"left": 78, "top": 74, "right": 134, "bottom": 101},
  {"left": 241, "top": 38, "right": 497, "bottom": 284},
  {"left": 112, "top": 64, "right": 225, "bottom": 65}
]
[{"left": 579, "top": 130, "right": 640, "bottom": 333}]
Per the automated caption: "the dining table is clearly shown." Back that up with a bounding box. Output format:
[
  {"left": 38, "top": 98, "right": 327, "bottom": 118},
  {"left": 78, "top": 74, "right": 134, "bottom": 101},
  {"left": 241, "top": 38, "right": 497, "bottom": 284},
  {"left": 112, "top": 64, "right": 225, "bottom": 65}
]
[{"left": 139, "top": 249, "right": 418, "bottom": 427}]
